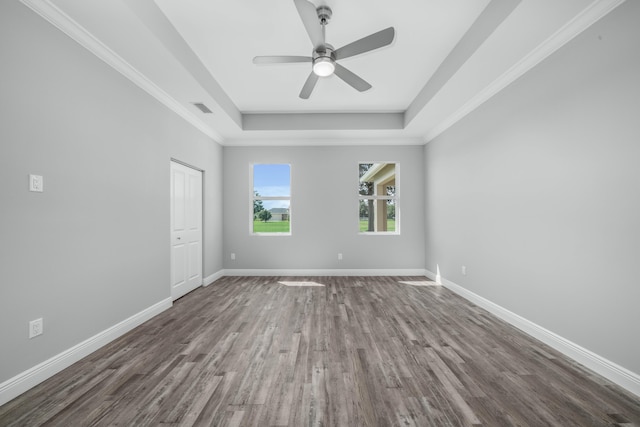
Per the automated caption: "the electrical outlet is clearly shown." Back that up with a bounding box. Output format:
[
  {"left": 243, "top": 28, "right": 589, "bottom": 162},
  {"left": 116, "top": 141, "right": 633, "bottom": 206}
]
[
  {"left": 29, "top": 318, "right": 43, "bottom": 338},
  {"left": 338, "top": 253, "right": 343, "bottom": 261},
  {"left": 461, "top": 265, "right": 467, "bottom": 276},
  {"left": 230, "top": 253, "right": 236, "bottom": 260},
  {"left": 29, "top": 174, "right": 44, "bottom": 192}
]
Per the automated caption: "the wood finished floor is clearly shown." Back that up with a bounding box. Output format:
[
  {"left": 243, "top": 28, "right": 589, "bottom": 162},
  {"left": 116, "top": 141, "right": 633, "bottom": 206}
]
[{"left": 1, "top": 276, "right": 639, "bottom": 426}]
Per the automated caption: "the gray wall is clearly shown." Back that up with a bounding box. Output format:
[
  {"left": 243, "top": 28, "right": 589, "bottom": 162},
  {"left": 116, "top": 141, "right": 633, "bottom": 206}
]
[
  {"left": 223, "top": 145, "right": 425, "bottom": 271},
  {"left": 0, "top": 1, "right": 223, "bottom": 383},
  {"left": 424, "top": 1, "right": 640, "bottom": 374},
  {"left": 2, "top": 0, "right": 636, "bottom": 398}
]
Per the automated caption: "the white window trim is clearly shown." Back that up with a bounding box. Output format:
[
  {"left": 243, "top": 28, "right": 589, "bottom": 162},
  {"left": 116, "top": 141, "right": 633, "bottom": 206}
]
[
  {"left": 358, "top": 161, "right": 400, "bottom": 235},
  {"left": 250, "top": 163, "right": 292, "bottom": 236}
]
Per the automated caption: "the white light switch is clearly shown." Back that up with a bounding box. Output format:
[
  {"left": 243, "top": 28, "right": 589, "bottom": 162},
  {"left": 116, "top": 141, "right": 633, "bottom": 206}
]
[{"left": 29, "top": 174, "right": 44, "bottom": 192}]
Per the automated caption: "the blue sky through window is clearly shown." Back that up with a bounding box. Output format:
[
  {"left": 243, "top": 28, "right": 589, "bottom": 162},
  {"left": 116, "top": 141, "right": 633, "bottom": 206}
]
[{"left": 253, "top": 164, "right": 290, "bottom": 197}]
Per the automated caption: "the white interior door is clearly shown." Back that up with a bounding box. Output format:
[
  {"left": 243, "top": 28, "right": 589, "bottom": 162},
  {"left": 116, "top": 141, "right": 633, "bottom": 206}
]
[{"left": 170, "top": 161, "right": 203, "bottom": 300}]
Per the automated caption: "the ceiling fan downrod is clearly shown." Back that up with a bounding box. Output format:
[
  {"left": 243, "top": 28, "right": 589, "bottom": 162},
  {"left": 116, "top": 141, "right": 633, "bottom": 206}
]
[{"left": 312, "top": 6, "right": 334, "bottom": 76}]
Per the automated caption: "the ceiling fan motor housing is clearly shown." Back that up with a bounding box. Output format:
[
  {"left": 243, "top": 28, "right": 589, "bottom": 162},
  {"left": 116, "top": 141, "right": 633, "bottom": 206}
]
[
  {"left": 312, "top": 44, "right": 335, "bottom": 76},
  {"left": 313, "top": 44, "right": 335, "bottom": 61}
]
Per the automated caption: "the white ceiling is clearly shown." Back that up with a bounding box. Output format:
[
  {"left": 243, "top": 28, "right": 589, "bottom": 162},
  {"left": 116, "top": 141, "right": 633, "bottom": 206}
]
[
  {"left": 30, "top": 0, "right": 623, "bottom": 145},
  {"left": 155, "top": 0, "right": 490, "bottom": 113}
]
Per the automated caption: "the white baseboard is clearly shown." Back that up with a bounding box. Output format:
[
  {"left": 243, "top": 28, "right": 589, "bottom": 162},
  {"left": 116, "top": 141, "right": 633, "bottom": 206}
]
[
  {"left": 0, "top": 298, "right": 172, "bottom": 407},
  {"left": 203, "top": 270, "right": 225, "bottom": 286},
  {"left": 424, "top": 269, "right": 640, "bottom": 398},
  {"left": 6, "top": 268, "right": 637, "bottom": 409},
  {"left": 223, "top": 268, "right": 427, "bottom": 277},
  {"left": 0, "top": 268, "right": 423, "bottom": 407}
]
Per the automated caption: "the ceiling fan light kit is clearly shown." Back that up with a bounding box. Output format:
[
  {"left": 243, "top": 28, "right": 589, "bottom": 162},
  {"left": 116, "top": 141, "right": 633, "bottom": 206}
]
[
  {"left": 312, "top": 47, "right": 335, "bottom": 77},
  {"left": 253, "top": 0, "right": 395, "bottom": 99},
  {"left": 313, "top": 57, "right": 335, "bottom": 77}
]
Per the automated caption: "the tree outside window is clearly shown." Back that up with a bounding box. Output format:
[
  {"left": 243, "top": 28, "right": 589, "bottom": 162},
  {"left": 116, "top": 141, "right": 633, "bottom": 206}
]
[
  {"left": 359, "top": 162, "right": 398, "bottom": 234},
  {"left": 252, "top": 164, "right": 291, "bottom": 234}
]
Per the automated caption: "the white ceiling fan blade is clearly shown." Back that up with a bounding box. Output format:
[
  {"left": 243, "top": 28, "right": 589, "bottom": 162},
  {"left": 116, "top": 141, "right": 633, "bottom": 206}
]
[
  {"left": 334, "top": 27, "right": 395, "bottom": 60},
  {"left": 333, "top": 63, "right": 372, "bottom": 92},
  {"left": 299, "top": 72, "right": 319, "bottom": 99},
  {"left": 294, "top": 0, "right": 324, "bottom": 49},
  {"left": 253, "top": 56, "right": 312, "bottom": 64}
]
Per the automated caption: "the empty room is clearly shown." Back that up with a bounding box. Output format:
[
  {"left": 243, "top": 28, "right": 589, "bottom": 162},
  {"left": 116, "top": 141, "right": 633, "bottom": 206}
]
[{"left": 1, "top": 0, "right": 639, "bottom": 425}]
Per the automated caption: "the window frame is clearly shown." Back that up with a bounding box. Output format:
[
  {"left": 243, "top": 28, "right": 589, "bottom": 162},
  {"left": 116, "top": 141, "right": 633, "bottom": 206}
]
[
  {"left": 358, "top": 161, "right": 400, "bottom": 235},
  {"left": 250, "top": 163, "right": 292, "bottom": 236}
]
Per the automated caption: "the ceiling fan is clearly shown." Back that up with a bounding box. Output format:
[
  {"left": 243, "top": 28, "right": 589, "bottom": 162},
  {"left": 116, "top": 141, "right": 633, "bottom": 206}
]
[{"left": 253, "top": 0, "right": 395, "bottom": 99}]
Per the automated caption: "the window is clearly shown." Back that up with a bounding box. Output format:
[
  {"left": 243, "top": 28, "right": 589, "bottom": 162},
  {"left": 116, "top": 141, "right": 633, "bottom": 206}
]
[
  {"left": 359, "top": 162, "right": 398, "bottom": 234},
  {"left": 252, "top": 164, "right": 291, "bottom": 234}
]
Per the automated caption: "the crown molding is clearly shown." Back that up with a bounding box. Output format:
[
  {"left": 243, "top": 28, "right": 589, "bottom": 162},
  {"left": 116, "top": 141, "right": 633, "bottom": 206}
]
[
  {"left": 19, "top": 0, "right": 224, "bottom": 143},
  {"left": 424, "top": 0, "right": 627, "bottom": 143},
  {"left": 19, "top": 0, "right": 626, "bottom": 144},
  {"left": 225, "top": 137, "right": 425, "bottom": 147},
  {"left": 406, "top": 0, "right": 522, "bottom": 127},
  {"left": 242, "top": 112, "right": 404, "bottom": 131}
]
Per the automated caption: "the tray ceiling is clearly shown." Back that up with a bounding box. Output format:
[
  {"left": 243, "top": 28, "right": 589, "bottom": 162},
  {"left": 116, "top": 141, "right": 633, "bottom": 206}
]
[{"left": 25, "top": 0, "right": 625, "bottom": 145}]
